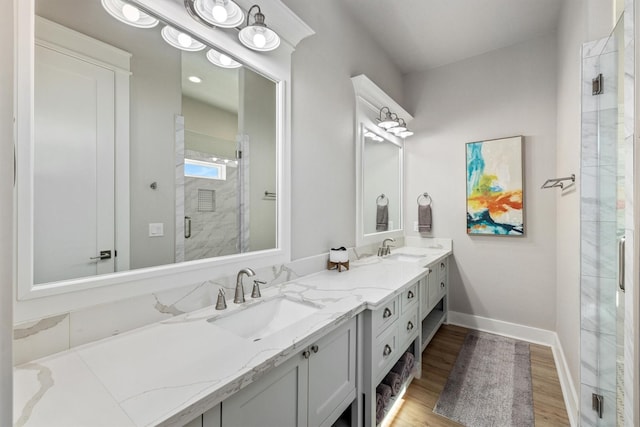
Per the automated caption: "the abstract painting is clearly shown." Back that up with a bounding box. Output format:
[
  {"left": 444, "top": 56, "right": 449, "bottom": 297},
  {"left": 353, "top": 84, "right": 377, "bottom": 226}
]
[{"left": 466, "top": 136, "right": 524, "bottom": 236}]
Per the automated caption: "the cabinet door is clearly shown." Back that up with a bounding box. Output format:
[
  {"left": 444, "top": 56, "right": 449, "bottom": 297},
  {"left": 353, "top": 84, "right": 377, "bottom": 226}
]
[
  {"left": 221, "top": 353, "right": 308, "bottom": 427},
  {"left": 308, "top": 318, "right": 357, "bottom": 427},
  {"left": 202, "top": 404, "right": 220, "bottom": 427}
]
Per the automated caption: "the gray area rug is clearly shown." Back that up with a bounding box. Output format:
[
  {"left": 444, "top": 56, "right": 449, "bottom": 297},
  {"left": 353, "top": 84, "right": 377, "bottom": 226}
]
[{"left": 433, "top": 330, "right": 534, "bottom": 427}]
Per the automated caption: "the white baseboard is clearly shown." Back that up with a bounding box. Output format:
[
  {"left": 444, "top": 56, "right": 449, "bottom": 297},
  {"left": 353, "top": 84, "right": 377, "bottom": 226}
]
[{"left": 447, "top": 311, "right": 579, "bottom": 426}]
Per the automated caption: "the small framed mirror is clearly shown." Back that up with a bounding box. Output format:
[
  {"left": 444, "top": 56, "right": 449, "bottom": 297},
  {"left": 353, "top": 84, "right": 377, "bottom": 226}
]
[{"left": 352, "top": 75, "right": 412, "bottom": 247}]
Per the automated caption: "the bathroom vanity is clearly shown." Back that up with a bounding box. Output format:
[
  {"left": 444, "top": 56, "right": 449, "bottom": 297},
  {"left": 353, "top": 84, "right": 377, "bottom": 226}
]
[{"left": 13, "top": 245, "right": 451, "bottom": 426}]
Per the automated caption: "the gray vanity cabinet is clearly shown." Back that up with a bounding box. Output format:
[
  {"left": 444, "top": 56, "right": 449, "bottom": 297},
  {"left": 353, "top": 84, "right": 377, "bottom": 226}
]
[
  {"left": 213, "top": 317, "right": 356, "bottom": 427},
  {"left": 219, "top": 353, "right": 308, "bottom": 427}
]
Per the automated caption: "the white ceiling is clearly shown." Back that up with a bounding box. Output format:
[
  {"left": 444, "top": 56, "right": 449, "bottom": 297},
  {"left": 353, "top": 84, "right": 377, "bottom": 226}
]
[
  {"left": 341, "top": 0, "right": 563, "bottom": 74},
  {"left": 181, "top": 51, "right": 240, "bottom": 113}
]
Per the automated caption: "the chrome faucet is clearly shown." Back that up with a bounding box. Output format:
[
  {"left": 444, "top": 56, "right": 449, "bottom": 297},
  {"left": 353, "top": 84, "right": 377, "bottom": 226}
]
[
  {"left": 378, "top": 238, "right": 395, "bottom": 256},
  {"left": 234, "top": 268, "right": 256, "bottom": 303}
]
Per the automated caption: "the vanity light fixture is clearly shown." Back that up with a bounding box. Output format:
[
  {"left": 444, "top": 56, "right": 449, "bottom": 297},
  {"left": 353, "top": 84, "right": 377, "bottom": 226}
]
[
  {"left": 388, "top": 118, "right": 407, "bottom": 135},
  {"left": 376, "top": 107, "right": 413, "bottom": 139},
  {"left": 377, "top": 107, "right": 399, "bottom": 130},
  {"left": 161, "top": 25, "right": 206, "bottom": 51},
  {"left": 192, "top": 0, "right": 245, "bottom": 28},
  {"left": 101, "top": 0, "right": 159, "bottom": 28},
  {"left": 238, "top": 5, "right": 281, "bottom": 51},
  {"left": 206, "top": 49, "right": 243, "bottom": 69}
]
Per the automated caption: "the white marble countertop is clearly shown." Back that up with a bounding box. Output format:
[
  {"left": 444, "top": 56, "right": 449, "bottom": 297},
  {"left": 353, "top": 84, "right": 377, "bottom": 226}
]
[{"left": 14, "top": 246, "right": 451, "bottom": 427}]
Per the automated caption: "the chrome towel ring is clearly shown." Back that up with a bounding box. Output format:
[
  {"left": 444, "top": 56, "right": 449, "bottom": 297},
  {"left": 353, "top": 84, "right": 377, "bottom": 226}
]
[
  {"left": 417, "top": 192, "right": 432, "bottom": 206},
  {"left": 376, "top": 193, "right": 389, "bottom": 206}
]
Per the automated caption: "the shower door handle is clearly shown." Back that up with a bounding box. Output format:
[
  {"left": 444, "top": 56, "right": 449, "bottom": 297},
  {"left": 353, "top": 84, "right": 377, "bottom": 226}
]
[
  {"left": 185, "top": 216, "right": 192, "bottom": 239},
  {"left": 618, "top": 236, "right": 625, "bottom": 292}
]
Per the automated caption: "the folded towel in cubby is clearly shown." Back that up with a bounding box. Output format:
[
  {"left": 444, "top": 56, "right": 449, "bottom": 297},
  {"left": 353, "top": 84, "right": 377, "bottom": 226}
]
[
  {"left": 375, "top": 393, "right": 385, "bottom": 424},
  {"left": 376, "top": 382, "right": 392, "bottom": 406},
  {"left": 383, "top": 371, "right": 402, "bottom": 395}
]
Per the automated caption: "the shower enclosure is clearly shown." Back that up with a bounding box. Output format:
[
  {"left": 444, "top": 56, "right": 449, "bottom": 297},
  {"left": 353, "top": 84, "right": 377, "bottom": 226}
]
[{"left": 580, "top": 14, "right": 632, "bottom": 426}]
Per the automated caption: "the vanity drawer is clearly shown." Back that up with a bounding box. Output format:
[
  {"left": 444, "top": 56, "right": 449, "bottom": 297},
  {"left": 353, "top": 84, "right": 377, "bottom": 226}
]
[
  {"left": 372, "top": 297, "right": 399, "bottom": 336},
  {"left": 428, "top": 273, "right": 447, "bottom": 309},
  {"left": 401, "top": 282, "right": 419, "bottom": 314},
  {"left": 398, "top": 307, "right": 419, "bottom": 350},
  {"left": 373, "top": 322, "right": 399, "bottom": 383},
  {"left": 437, "top": 258, "right": 448, "bottom": 281}
]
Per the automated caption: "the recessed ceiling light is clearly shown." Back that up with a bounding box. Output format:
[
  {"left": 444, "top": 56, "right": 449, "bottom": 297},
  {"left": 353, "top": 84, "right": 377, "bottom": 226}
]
[{"left": 188, "top": 76, "right": 202, "bottom": 83}]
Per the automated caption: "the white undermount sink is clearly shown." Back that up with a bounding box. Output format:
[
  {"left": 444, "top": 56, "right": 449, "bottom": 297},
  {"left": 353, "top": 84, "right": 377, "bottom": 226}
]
[
  {"left": 209, "top": 296, "right": 320, "bottom": 341},
  {"left": 384, "top": 253, "right": 426, "bottom": 262}
]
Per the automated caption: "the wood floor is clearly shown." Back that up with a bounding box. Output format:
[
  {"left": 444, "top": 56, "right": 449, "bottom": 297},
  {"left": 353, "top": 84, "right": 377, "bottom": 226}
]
[{"left": 385, "top": 324, "right": 571, "bottom": 427}]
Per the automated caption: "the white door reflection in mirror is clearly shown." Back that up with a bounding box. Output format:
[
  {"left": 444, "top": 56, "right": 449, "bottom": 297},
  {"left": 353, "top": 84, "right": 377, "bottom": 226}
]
[{"left": 34, "top": 17, "right": 131, "bottom": 284}]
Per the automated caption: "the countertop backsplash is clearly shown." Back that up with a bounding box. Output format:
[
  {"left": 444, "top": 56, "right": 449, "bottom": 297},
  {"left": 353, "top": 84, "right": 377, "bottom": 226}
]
[{"left": 12, "top": 237, "right": 424, "bottom": 365}]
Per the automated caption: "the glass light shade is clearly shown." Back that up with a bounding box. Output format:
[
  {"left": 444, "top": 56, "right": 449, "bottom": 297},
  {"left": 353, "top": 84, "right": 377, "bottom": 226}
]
[
  {"left": 399, "top": 130, "right": 414, "bottom": 138},
  {"left": 161, "top": 26, "right": 206, "bottom": 51},
  {"left": 206, "top": 49, "right": 242, "bottom": 69},
  {"left": 378, "top": 118, "right": 398, "bottom": 129},
  {"left": 193, "top": 0, "right": 245, "bottom": 28},
  {"left": 239, "top": 25, "right": 280, "bottom": 51},
  {"left": 101, "top": 0, "right": 159, "bottom": 28},
  {"left": 388, "top": 124, "right": 407, "bottom": 135}
]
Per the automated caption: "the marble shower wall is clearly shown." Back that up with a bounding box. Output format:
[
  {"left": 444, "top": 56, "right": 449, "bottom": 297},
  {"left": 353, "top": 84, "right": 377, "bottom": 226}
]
[
  {"left": 622, "top": 0, "right": 636, "bottom": 424},
  {"left": 183, "top": 149, "right": 239, "bottom": 260},
  {"left": 12, "top": 237, "right": 425, "bottom": 365}
]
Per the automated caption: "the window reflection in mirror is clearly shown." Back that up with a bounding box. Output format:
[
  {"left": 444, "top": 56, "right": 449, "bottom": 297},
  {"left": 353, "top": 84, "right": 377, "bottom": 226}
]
[
  {"left": 33, "top": 0, "right": 277, "bottom": 285},
  {"left": 362, "top": 127, "right": 401, "bottom": 235}
]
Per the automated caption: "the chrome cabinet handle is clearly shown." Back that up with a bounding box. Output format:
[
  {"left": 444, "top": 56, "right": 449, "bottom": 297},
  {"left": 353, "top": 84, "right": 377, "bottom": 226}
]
[
  {"left": 440, "top": 262, "right": 445, "bottom": 270},
  {"left": 311, "top": 345, "right": 319, "bottom": 353},
  {"left": 383, "top": 308, "right": 392, "bottom": 318},
  {"left": 302, "top": 350, "right": 310, "bottom": 359},
  {"left": 185, "top": 216, "right": 192, "bottom": 239},
  {"left": 441, "top": 282, "right": 445, "bottom": 289},
  {"left": 619, "top": 236, "right": 626, "bottom": 292},
  {"left": 407, "top": 290, "right": 415, "bottom": 300},
  {"left": 383, "top": 345, "right": 392, "bottom": 357},
  {"left": 407, "top": 321, "right": 414, "bottom": 331}
]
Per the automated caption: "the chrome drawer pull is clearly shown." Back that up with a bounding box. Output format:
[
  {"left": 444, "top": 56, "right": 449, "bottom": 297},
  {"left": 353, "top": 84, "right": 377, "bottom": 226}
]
[
  {"left": 441, "top": 282, "right": 445, "bottom": 288},
  {"left": 383, "top": 308, "right": 392, "bottom": 318},
  {"left": 407, "top": 321, "right": 414, "bottom": 331},
  {"left": 440, "top": 262, "right": 445, "bottom": 270},
  {"left": 407, "top": 290, "right": 414, "bottom": 300},
  {"left": 383, "top": 345, "right": 392, "bottom": 357},
  {"left": 311, "top": 345, "right": 319, "bottom": 353},
  {"left": 302, "top": 350, "right": 310, "bottom": 359}
]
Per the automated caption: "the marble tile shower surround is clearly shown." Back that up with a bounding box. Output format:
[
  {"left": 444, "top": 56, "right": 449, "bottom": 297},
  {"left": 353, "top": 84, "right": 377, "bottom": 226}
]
[
  {"left": 183, "top": 149, "right": 239, "bottom": 260},
  {"left": 175, "top": 116, "right": 185, "bottom": 263},
  {"left": 12, "top": 236, "right": 448, "bottom": 365},
  {"left": 622, "top": 2, "right": 636, "bottom": 425}
]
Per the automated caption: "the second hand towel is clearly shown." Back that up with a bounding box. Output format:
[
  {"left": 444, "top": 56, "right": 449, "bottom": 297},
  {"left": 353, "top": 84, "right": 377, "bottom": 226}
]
[
  {"left": 376, "top": 204, "right": 389, "bottom": 231},
  {"left": 418, "top": 204, "right": 432, "bottom": 232}
]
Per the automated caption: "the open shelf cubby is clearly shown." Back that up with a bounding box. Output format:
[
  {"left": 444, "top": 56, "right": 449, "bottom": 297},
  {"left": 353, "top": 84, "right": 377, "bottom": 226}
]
[{"left": 421, "top": 297, "right": 446, "bottom": 352}]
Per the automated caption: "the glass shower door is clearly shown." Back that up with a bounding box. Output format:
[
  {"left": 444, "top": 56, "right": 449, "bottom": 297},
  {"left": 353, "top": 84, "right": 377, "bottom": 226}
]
[{"left": 580, "top": 15, "right": 625, "bottom": 427}]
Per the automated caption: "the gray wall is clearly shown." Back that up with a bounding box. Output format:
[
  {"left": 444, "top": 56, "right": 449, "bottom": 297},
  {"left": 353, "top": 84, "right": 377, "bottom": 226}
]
[
  {"left": 282, "top": 0, "right": 405, "bottom": 258},
  {"left": 403, "top": 34, "right": 559, "bottom": 331},
  {"left": 242, "top": 69, "right": 277, "bottom": 251},
  {"left": 556, "top": 0, "right": 614, "bottom": 399},
  {"left": 0, "top": 0, "right": 13, "bottom": 421}
]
